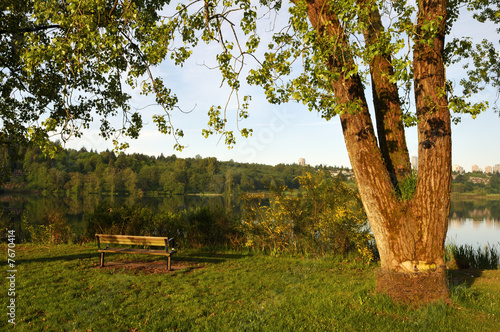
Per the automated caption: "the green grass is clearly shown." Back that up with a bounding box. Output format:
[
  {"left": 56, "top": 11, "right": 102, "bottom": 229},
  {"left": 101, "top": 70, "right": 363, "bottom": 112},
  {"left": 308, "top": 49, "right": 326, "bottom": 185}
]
[{"left": 2, "top": 244, "right": 500, "bottom": 331}]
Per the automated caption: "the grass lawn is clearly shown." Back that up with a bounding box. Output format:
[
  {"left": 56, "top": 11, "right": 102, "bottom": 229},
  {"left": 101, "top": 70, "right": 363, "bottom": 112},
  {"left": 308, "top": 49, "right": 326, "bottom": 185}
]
[{"left": 2, "top": 243, "right": 499, "bottom": 331}]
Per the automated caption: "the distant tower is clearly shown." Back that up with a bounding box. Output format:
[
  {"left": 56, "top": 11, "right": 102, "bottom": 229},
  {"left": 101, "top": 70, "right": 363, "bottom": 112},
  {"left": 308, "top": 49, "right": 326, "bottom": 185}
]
[
  {"left": 411, "top": 156, "right": 418, "bottom": 170},
  {"left": 485, "top": 165, "right": 492, "bottom": 174},
  {"left": 472, "top": 164, "right": 481, "bottom": 173},
  {"left": 494, "top": 164, "right": 500, "bottom": 174},
  {"left": 453, "top": 164, "right": 464, "bottom": 174},
  {"left": 298, "top": 158, "right": 306, "bottom": 167}
]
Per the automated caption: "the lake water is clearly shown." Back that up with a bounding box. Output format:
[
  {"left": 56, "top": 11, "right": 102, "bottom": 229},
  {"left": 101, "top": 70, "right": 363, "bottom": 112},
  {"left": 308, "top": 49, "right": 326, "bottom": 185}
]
[
  {"left": 447, "top": 199, "right": 500, "bottom": 248},
  {"left": 1, "top": 193, "right": 499, "bottom": 248}
]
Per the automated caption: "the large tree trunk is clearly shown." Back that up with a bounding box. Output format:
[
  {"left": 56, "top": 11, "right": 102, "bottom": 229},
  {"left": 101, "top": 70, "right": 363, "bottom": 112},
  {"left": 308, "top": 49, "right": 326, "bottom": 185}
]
[{"left": 305, "top": 0, "right": 451, "bottom": 304}]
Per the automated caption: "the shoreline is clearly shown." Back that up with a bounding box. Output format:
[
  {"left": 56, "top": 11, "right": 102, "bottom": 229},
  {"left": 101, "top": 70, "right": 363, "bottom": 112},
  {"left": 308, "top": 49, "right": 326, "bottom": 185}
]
[{"left": 451, "top": 193, "right": 500, "bottom": 200}]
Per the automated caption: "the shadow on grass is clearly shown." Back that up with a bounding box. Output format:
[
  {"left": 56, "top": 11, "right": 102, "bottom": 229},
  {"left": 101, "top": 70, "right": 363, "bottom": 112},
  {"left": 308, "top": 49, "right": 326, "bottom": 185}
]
[
  {"left": 19, "top": 250, "right": 250, "bottom": 267},
  {"left": 174, "top": 252, "right": 250, "bottom": 265},
  {"left": 20, "top": 252, "right": 95, "bottom": 264},
  {"left": 448, "top": 269, "right": 483, "bottom": 288}
]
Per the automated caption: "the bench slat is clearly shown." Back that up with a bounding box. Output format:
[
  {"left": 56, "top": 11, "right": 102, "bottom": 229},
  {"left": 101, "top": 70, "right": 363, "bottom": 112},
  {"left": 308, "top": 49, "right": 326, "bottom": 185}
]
[
  {"left": 96, "top": 234, "right": 168, "bottom": 246},
  {"left": 98, "top": 248, "right": 172, "bottom": 256}
]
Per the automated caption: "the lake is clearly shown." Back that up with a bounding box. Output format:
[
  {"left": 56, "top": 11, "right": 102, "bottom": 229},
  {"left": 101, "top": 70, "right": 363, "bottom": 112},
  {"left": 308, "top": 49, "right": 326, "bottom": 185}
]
[
  {"left": 1, "top": 193, "right": 499, "bottom": 248},
  {"left": 447, "top": 199, "right": 500, "bottom": 248}
]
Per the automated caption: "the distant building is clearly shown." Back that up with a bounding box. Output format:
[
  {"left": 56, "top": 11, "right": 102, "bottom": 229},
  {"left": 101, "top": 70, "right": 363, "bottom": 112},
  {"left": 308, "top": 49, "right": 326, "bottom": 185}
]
[
  {"left": 471, "top": 164, "right": 481, "bottom": 173},
  {"left": 411, "top": 156, "right": 418, "bottom": 170},
  {"left": 485, "top": 165, "right": 493, "bottom": 174},
  {"left": 298, "top": 158, "right": 306, "bottom": 167},
  {"left": 494, "top": 164, "right": 500, "bottom": 174},
  {"left": 330, "top": 169, "right": 354, "bottom": 180},
  {"left": 453, "top": 164, "right": 464, "bottom": 174}
]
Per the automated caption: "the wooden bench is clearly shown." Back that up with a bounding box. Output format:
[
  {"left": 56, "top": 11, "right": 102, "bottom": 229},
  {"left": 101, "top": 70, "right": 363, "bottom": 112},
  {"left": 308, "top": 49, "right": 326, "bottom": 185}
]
[{"left": 95, "top": 234, "right": 176, "bottom": 270}]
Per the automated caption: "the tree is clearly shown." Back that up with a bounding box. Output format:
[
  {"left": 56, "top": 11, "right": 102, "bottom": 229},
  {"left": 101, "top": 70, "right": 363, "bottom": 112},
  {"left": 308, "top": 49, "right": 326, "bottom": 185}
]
[
  {"left": 119, "top": 167, "right": 138, "bottom": 194},
  {"left": 2, "top": 0, "right": 499, "bottom": 304}
]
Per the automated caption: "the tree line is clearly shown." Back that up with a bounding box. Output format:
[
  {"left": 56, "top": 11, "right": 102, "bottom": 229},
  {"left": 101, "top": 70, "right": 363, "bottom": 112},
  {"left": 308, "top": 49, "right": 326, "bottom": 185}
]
[
  {"left": 451, "top": 172, "right": 500, "bottom": 195},
  {"left": 2, "top": 140, "right": 497, "bottom": 197},
  {"left": 0, "top": 142, "right": 351, "bottom": 196}
]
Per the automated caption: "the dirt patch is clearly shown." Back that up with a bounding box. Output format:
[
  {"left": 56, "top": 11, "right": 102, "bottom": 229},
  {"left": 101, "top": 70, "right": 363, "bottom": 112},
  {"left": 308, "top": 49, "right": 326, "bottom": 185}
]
[
  {"left": 376, "top": 267, "right": 450, "bottom": 306},
  {"left": 94, "top": 260, "right": 203, "bottom": 275}
]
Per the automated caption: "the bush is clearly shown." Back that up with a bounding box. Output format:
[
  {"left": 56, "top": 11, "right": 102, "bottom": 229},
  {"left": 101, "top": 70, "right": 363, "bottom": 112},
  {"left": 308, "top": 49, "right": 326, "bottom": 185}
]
[
  {"left": 241, "top": 171, "right": 374, "bottom": 261},
  {"left": 150, "top": 207, "right": 229, "bottom": 249},
  {"left": 85, "top": 202, "right": 242, "bottom": 249},
  {"left": 0, "top": 209, "right": 13, "bottom": 242},
  {"left": 21, "top": 207, "right": 72, "bottom": 244},
  {"left": 85, "top": 202, "right": 129, "bottom": 238}
]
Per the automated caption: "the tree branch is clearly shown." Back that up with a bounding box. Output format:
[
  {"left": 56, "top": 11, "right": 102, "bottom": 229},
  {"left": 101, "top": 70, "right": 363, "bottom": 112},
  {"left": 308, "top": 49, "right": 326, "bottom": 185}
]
[
  {"left": 357, "top": 0, "right": 411, "bottom": 186},
  {"left": 305, "top": 0, "right": 397, "bottom": 222},
  {"left": 0, "top": 25, "right": 62, "bottom": 35}
]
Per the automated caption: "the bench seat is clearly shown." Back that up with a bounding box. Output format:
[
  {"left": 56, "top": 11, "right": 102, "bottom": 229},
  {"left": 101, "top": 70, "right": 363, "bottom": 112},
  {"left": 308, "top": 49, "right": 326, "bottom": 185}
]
[
  {"left": 98, "top": 248, "right": 173, "bottom": 256},
  {"left": 96, "top": 234, "right": 175, "bottom": 270}
]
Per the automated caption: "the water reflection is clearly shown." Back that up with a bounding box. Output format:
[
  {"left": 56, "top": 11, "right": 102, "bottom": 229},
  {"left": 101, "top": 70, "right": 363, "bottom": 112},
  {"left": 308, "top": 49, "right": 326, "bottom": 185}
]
[
  {"left": 447, "top": 199, "right": 500, "bottom": 247},
  {"left": 0, "top": 193, "right": 237, "bottom": 242},
  {"left": 2, "top": 193, "right": 499, "bottom": 247}
]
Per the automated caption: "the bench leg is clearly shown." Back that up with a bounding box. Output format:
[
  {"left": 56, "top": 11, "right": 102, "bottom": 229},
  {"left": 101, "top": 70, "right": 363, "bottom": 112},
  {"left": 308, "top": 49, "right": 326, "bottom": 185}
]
[
  {"left": 167, "top": 256, "right": 171, "bottom": 271},
  {"left": 100, "top": 252, "right": 105, "bottom": 267}
]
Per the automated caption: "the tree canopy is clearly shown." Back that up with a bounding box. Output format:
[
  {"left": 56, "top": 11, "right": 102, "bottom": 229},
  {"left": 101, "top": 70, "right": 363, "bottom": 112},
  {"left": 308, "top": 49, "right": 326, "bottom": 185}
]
[{"left": 1, "top": 0, "right": 498, "bottom": 152}]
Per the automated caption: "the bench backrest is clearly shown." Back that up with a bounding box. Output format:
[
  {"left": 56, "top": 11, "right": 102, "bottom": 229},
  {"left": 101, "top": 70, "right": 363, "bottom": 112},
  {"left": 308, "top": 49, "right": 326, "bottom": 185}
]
[{"left": 96, "top": 234, "right": 171, "bottom": 247}]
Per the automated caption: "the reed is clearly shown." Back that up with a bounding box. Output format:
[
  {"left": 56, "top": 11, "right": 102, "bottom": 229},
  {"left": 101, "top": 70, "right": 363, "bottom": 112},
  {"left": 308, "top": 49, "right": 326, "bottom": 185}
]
[{"left": 445, "top": 242, "right": 500, "bottom": 270}]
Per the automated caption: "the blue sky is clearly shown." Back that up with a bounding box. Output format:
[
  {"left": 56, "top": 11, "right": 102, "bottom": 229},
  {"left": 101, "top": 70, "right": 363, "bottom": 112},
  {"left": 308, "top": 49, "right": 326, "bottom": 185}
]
[{"left": 64, "top": 4, "right": 499, "bottom": 172}]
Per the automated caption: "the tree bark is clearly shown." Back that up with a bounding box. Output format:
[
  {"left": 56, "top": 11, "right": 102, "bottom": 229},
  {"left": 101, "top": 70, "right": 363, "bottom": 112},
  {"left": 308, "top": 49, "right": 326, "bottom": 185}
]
[{"left": 305, "top": 0, "right": 451, "bottom": 304}]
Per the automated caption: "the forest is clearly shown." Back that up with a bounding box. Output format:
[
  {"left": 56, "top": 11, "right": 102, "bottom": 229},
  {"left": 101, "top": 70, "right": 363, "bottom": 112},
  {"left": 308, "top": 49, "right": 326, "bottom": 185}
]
[
  {"left": 0, "top": 141, "right": 353, "bottom": 196},
  {"left": 1, "top": 140, "right": 498, "bottom": 197}
]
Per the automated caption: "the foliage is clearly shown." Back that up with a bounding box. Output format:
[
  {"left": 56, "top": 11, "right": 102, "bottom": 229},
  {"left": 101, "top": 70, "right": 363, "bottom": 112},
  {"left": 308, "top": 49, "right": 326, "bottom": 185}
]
[
  {"left": 1, "top": 141, "right": 344, "bottom": 195},
  {"left": 1, "top": 1, "right": 497, "bottom": 152},
  {"left": 0, "top": 0, "right": 182, "bottom": 151},
  {"left": 242, "top": 170, "right": 374, "bottom": 261},
  {"left": 20, "top": 207, "right": 72, "bottom": 244},
  {"left": 445, "top": 242, "right": 500, "bottom": 270},
  {"left": 452, "top": 173, "right": 500, "bottom": 195},
  {"left": 397, "top": 171, "right": 418, "bottom": 201},
  {"left": 85, "top": 202, "right": 150, "bottom": 238},
  {"left": 85, "top": 202, "right": 242, "bottom": 249}
]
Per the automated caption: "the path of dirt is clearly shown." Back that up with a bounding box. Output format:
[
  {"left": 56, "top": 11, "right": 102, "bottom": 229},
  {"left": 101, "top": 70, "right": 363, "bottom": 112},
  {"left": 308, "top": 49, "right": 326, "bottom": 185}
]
[{"left": 94, "top": 260, "right": 202, "bottom": 274}]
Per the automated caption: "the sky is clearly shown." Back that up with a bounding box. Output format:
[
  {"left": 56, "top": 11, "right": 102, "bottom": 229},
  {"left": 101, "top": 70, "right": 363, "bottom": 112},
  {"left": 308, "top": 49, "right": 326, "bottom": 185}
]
[{"left": 63, "top": 3, "right": 500, "bottom": 172}]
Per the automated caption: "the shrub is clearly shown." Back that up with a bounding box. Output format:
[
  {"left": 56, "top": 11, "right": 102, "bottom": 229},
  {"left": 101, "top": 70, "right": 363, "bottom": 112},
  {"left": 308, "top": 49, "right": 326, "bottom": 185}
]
[
  {"left": 0, "top": 209, "right": 13, "bottom": 242},
  {"left": 22, "top": 215, "right": 51, "bottom": 244},
  {"left": 242, "top": 171, "right": 374, "bottom": 261},
  {"left": 21, "top": 207, "right": 71, "bottom": 244},
  {"left": 44, "top": 208, "right": 71, "bottom": 244},
  {"left": 152, "top": 207, "right": 242, "bottom": 249},
  {"left": 85, "top": 202, "right": 128, "bottom": 238},
  {"left": 85, "top": 202, "right": 242, "bottom": 249}
]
